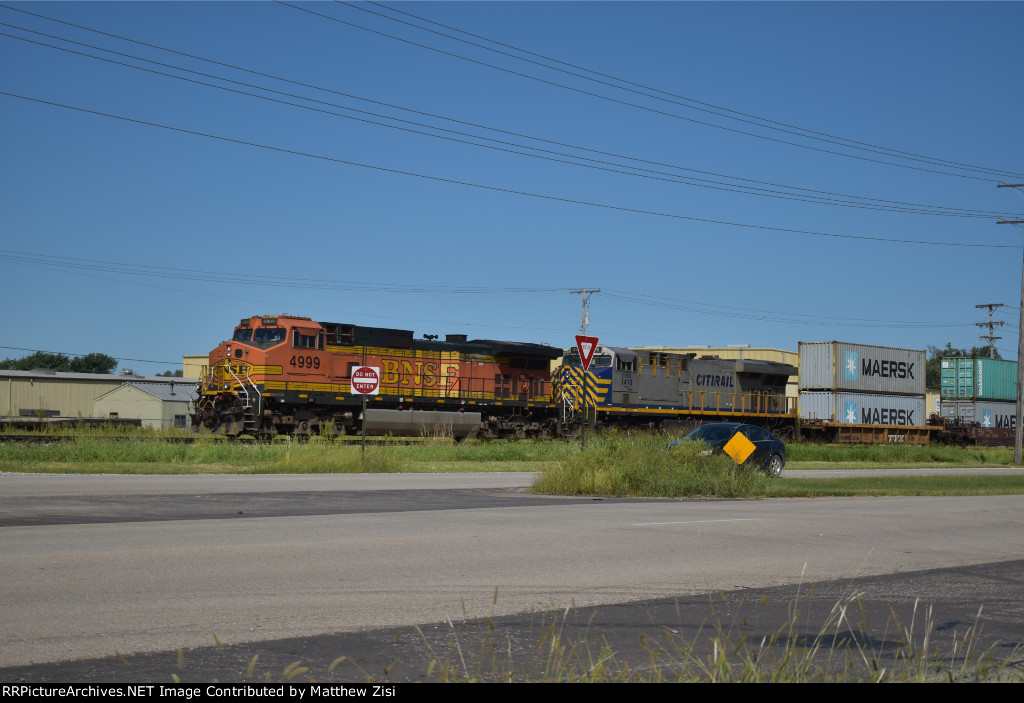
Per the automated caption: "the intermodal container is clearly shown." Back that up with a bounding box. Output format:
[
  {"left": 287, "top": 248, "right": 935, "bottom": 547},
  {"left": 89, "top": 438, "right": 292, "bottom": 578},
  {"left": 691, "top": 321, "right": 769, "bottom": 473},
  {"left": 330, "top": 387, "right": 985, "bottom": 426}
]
[
  {"left": 798, "top": 342, "right": 925, "bottom": 395},
  {"left": 799, "top": 391, "right": 926, "bottom": 426},
  {"left": 940, "top": 357, "right": 1017, "bottom": 401},
  {"left": 938, "top": 399, "right": 1017, "bottom": 429}
]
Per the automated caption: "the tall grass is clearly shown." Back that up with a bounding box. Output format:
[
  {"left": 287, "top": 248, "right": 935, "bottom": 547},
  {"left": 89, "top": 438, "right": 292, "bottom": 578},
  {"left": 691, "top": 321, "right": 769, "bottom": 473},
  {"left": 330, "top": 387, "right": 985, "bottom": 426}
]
[
  {"left": 1, "top": 428, "right": 1019, "bottom": 478},
  {"left": 415, "top": 593, "right": 1023, "bottom": 683},
  {"left": 531, "top": 430, "right": 771, "bottom": 498},
  {"left": 138, "top": 591, "right": 1023, "bottom": 683}
]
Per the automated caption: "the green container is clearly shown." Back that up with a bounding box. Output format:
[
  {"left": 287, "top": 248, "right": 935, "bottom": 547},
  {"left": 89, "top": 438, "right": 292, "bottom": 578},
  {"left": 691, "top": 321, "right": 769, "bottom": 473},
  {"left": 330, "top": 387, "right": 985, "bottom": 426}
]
[{"left": 940, "top": 357, "right": 1017, "bottom": 401}]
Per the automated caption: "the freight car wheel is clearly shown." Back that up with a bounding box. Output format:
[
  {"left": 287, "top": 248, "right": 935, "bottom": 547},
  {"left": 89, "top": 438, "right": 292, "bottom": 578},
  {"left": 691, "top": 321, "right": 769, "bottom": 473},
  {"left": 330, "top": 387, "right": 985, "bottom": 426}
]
[{"left": 765, "top": 454, "right": 784, "bottom": 478}]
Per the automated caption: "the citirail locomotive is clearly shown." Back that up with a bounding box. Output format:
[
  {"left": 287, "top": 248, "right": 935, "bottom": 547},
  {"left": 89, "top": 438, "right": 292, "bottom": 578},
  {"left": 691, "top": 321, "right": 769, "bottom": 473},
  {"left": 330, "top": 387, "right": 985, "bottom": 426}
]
[{"left": 552, "top": 345, "right": 797, "bottom": 433}]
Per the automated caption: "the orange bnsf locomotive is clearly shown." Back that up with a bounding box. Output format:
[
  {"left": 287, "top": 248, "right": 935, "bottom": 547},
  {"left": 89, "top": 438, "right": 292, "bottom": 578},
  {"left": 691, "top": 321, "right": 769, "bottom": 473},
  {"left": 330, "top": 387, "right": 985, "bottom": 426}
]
[{"left": 192, "top": 315, "right": 563, "bottom": 438}]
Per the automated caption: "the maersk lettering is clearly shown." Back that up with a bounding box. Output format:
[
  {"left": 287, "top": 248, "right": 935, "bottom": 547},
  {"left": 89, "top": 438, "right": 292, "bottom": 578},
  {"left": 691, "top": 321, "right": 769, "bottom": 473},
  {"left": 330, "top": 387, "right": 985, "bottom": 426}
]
[
  {"left": 861, "top": 407, "right": 914, "bottom": 425},
  {"left": 694, "top": 374, "right": 735, "bottom": 389},
  {"left": 995, "top": 413, "right": 1017, "bottom": 429},
  {"left": 860, "top": 358, "right": 914, "bottom": 379}
]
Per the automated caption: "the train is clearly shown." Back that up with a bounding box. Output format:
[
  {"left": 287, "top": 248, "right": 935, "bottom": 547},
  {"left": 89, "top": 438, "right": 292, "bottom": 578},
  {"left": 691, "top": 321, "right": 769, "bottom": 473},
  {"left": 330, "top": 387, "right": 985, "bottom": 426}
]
[
  {"left": 192, "top": 315, "right": 563, "bottom": 438},
  {"left": 191, "top": 314, "right": 1010, "bottom": 444},
  {"left": 191, "top": 314, "right": 804, "bottom": 439}
]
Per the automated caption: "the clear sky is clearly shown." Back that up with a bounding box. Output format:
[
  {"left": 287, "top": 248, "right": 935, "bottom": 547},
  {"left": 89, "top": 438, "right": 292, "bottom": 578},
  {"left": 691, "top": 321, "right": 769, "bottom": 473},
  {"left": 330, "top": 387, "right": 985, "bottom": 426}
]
[{"left": 2, "top": 1, "right": 1023, "bottom": 375}]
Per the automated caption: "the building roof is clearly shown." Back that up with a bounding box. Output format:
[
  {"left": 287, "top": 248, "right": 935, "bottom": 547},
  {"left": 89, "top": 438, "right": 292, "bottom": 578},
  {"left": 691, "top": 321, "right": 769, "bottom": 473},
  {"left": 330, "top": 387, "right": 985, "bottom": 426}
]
[
  {"left": 0, "top": 369, "right": 197, "bottom": 383},
  {"left": 94, "top": 381, "right": 195, "bottom": 403}
]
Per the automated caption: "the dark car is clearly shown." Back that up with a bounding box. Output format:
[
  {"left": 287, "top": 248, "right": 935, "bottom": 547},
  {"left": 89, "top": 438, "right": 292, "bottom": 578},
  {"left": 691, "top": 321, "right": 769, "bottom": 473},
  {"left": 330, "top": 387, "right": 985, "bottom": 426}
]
[{"left": 667, "top": 422, "right": 786, "bottom": 477}]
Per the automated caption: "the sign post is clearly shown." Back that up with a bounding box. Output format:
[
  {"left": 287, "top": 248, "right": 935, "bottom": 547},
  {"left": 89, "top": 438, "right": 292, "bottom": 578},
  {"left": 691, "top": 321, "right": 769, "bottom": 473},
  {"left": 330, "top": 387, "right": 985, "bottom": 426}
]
[
  {"left": 575, "top": 335, "right": 599, "bottom": 450},
  {"left": 350, "top": 366, "right": 381, "bottom": 455}
]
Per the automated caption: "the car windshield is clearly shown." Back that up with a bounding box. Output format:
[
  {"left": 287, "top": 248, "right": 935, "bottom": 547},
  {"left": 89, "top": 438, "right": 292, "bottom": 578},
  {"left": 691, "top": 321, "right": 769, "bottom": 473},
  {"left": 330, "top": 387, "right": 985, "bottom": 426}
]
[{"left": 684, "top": 425, "right": 740, "bottom": 443}]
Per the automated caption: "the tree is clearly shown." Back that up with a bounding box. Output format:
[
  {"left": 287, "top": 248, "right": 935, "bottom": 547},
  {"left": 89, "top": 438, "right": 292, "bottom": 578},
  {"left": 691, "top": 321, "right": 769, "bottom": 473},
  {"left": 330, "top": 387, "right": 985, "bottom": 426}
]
[
  {"left": 0, "top": 351, "right": 117, "bottom": 374},
  {"left": 68, "top": 353, "right": 118, "bottom": 375},
  {"left": 0, "top": 351, "right": 71, "bottom": 371},
  {"left": 925, "top": 343, "right": 1001, "bottom": 390},
  {"left": 158, "top": 369, "right": 184, "bottom": 377}
]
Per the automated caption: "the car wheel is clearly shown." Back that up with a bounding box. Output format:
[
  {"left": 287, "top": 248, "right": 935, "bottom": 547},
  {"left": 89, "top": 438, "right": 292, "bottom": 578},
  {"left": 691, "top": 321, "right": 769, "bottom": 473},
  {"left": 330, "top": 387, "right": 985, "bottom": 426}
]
[{"left": 765, "top": 454, "right": 783, "bottom": 478}]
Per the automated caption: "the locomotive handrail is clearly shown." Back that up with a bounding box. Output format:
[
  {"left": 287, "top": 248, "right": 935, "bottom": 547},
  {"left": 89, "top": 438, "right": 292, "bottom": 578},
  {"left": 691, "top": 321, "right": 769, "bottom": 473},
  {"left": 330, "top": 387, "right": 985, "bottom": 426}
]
[{"left": 221, "top": 360, "right": 262, "bottom": 415}]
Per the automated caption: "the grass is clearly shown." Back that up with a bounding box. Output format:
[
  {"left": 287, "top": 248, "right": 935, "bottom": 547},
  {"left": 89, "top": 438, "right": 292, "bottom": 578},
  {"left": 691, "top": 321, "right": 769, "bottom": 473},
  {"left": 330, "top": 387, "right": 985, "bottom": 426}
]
[
  {"left": 2, "top": 428, "right": 1023, "bottom": 497},
  {"left": 116, "top": 588, "right": 1024, "bottom": 683},
  {"left": 433, "top": 596, "right": 1024, "bottom": 683},
  {"left": 788, "top": 442, "right": 1016, "bottom": 469},
  {"left": 531, "top": 431, "right": 772, "bottom": 498}
]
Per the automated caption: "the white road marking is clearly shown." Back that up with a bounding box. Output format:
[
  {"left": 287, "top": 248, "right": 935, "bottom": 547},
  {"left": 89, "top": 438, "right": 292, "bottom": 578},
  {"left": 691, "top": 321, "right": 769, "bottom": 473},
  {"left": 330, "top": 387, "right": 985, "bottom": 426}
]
[{"left": 632, "top": 518, "right": 762, "bottom": 526}]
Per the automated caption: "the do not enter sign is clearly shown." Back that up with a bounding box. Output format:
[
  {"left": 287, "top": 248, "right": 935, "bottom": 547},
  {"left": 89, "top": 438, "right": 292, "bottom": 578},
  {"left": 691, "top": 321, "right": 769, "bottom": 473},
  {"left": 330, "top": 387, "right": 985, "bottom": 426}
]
[{"left": 351, "top": 366, "right": 381, "bottom": 395}]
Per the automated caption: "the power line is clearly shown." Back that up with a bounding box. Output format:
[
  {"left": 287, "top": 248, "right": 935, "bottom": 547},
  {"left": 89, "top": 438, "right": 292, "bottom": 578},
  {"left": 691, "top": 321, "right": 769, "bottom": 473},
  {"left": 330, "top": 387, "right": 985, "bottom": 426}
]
[
  {"left": 3, "top": 19, "right": 1017, "bottom": 219},
  {"left": 0, "top": 249, "right": 982, "bottom": 333},
  {"left": 602, "top": 290, "right": 974, "bottom": 329},
  {"left": 2, "top": 90, "right": 1018, "bottom": 250},
  {"left": 0, "top": 345, "right": 181, "bottom": 367},
  {"left": 353, "top": 0, "right": 1024, "bottom": 182},
  {"left": 0, "top": 249, "right": 568, "bottom": 294},
  {"left": 272, "top": 0, "right": 1022, "bottom": 183}
]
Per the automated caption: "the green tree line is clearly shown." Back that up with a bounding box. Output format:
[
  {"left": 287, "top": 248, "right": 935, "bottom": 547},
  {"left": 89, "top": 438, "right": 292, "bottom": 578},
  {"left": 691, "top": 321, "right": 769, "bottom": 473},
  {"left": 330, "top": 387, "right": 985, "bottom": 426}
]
[{"left": 0, "top": 351, "right": 119, "bottom": 374}]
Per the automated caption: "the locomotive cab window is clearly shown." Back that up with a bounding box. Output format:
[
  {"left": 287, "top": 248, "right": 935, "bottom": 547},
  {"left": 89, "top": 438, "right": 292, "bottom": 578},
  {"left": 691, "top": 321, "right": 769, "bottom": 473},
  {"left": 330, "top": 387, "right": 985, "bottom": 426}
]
[
  {"left": 233, "top": 329, "right": 253, "bottom": 342},
  {"left": 292, "top": 330, "right": 323, "bottom": 350},
  {"left": 252, "top": 327, "right": 286, "bottom": 346}
]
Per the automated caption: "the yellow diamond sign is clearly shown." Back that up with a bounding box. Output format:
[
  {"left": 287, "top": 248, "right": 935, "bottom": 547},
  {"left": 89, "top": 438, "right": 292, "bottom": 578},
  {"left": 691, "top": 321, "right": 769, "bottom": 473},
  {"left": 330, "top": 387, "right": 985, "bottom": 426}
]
[{"left": 723, "top": 431, "right": 756, "bottom": 465}]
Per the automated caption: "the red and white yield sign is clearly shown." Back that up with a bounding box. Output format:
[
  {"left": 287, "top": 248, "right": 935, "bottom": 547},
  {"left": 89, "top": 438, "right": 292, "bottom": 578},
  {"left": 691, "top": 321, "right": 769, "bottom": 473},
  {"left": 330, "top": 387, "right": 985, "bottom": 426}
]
[
  {"left": 350, "top": 366, "right": 381, "bottom": 395},
  {"left": 575, "top": 335, "right": 600, "bottom": 372}
]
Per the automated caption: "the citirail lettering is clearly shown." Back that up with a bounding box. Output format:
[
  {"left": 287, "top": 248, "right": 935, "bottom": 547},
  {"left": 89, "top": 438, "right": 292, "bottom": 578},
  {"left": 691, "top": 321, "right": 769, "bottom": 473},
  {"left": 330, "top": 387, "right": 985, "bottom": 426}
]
[
  {"left": 694, "top": 374, "right": 735, "bottom": 388},
  {"left": 861, "top": 358, "right": 914, "bottom": 379}
]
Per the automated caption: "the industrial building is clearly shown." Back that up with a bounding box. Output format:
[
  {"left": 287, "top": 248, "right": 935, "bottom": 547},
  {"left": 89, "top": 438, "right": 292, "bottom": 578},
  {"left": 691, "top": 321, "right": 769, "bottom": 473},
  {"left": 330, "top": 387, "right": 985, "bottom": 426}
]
[{"left": 1, "top": 370, "right": 197, "bottom": 429}]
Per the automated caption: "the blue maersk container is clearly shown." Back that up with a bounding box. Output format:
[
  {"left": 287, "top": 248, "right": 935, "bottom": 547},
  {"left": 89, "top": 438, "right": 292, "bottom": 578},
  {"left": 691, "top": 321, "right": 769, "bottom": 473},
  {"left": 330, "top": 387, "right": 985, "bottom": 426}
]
[{"left": 940, "top": 358, "right": 1017, "bottom": 401}]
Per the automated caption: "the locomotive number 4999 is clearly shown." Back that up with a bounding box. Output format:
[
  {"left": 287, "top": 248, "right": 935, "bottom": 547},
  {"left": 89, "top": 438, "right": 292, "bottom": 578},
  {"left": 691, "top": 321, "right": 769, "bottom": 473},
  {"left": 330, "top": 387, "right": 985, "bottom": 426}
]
[{"left": 290, "top": 355, "right": 320, "bottom": 369}]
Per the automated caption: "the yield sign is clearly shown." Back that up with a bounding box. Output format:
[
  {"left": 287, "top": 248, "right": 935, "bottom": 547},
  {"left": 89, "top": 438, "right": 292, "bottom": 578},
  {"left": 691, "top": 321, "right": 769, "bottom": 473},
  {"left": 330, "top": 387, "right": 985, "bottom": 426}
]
[
  {"left": 351, "top": 366, "right": 381, "bottom": 395},
  {"left": 575, "top": 335, "right": 600, "bottom": 372}
]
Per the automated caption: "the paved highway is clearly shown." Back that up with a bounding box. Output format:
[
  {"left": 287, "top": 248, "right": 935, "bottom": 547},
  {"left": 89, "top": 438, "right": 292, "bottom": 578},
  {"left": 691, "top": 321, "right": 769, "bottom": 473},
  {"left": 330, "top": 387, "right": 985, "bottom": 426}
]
[{"left": 2, "top": 471, "right": 1023, "bottom": 677}]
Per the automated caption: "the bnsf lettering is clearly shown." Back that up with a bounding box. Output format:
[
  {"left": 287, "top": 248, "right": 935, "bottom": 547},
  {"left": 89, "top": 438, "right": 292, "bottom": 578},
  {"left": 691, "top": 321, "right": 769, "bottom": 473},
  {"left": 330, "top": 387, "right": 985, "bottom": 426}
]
[
  {"left": 381, "top": 360, "right": 459, "bottom": 387},
  {"left": 860, "top": 358, "right": 914, "bottom": 379},
  {"left": 861, "top": 407, "right": 914, "bottom": 425},
  {"left": 694, "top": 374, "right": 735, "bottom": 388}
]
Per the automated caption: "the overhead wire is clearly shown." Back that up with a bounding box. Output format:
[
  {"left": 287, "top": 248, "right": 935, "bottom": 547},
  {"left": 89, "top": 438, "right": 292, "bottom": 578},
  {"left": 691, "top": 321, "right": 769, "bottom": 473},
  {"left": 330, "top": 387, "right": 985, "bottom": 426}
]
[
  {"left": 601, "top": 290, "right": 972, "bottom": 329},
  {"left": 0, "top": 345, "right": 181, "bottom": 367},
  {"left": 0, "top": 249, "right": 982, "bottom": 333},
  {"left": 2, "top": 90, "right": 1019, "bottom": 251},
  {"left": 2, "top": 18, "right": 1017, "bottom": 219},
  {"left": 352, "top": 0, "right": 1024, "bottom": 182},
  {"left": 0, "top": 249, "right": 567, "bottom": 294},
  {"left": 269, "top": 0, "right": 1020, "bottom": 183}
]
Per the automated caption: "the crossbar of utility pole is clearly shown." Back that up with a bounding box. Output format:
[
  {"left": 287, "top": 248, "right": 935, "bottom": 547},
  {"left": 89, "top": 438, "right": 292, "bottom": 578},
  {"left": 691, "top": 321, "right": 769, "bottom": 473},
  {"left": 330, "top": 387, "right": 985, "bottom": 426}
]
[
  {"left": 974, "top": 302, "right": 1005, "bottom": 359},
  {"left": 569, "top": 288, "right": 600, "bottom": 334}
]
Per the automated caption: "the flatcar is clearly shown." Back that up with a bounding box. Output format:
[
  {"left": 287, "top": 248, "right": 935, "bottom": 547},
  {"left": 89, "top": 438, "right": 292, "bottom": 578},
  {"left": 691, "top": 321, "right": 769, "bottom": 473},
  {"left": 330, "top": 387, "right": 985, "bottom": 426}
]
[{"left": 192, "top": 315, "right": 563, "bottom": 438}]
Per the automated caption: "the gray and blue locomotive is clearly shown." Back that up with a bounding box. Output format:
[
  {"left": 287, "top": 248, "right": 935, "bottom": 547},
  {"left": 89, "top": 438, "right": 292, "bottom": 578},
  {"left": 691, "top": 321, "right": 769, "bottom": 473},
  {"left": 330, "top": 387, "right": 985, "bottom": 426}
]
[{"left": 553, "top": 345, "right": 796, "bottom": 431}]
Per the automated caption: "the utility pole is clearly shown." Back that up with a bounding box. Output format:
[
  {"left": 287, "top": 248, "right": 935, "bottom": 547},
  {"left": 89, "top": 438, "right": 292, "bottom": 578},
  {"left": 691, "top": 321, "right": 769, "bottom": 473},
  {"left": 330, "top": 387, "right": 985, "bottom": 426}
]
[
  {"left": 996, "top": 183, "right": 1024, "bottom": 463},
  {"left": 569, "top": 289, "right": 599, "bottom": 444},
  {"left": 569, "top": 288, "right": 600, "bottom": 334},
  {"left": 974, "top": 302, "right": 1005, "bottom": 358}
]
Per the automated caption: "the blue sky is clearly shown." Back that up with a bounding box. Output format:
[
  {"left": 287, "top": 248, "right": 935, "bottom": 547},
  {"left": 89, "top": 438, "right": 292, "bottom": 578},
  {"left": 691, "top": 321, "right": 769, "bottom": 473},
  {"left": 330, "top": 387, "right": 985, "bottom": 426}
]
[{"left": 2, "top": 1, "right": 1023, "bottom": 375}]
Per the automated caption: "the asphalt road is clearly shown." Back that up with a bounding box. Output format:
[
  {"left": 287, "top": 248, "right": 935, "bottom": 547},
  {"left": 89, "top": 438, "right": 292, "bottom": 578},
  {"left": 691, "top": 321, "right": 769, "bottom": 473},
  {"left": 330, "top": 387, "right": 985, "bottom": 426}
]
[{"left": 2, "top": 472, "right": 1023, "bottom": 681}]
